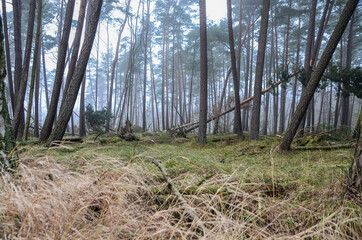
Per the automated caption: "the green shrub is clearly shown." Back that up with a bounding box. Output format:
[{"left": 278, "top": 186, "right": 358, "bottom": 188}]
[{"left": 85, "top": 104, "right": 112, "bottom": 133}]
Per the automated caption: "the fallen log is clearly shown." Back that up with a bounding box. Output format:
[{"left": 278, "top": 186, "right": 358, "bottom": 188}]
[
  {"left": 152, "top": 158, "right": 208, "bottom": 235},
  {"left": 172, "top": 73, "right": 296, "bottom": 133},
  {"left": 293, "top": 143, "right": 353, "bottom": 151}
]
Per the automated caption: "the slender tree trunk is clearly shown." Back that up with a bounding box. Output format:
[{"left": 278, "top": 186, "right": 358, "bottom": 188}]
[
  {"left": 47, "top": 0, "right": 103, "bottom": 143},
  {"left": 12, "top": 0, "right": 37, "bottom": 139},
  {"left": 106, "top": 0, "right": 130, "bottom": 132},
  {"left": 39, "top": 0, "right": 76, "bottom": 142},
  {"left": 279, "top": 0, "right": 291, "bottom": 134},
  {"left": 290, "top": 13, "right": 301, "bottom": 117},
  {"left": 142, "top": 0, "right": 150, "bottom": 131},
  {"left": 34, "top": 35, "right": 41, "bottom": 138},
  {"left": 1, "top": 0, "right": 14, "bottom": 112},
  {"left": 341, "top": 11, "right": 355, "bottom": 127},
  {"left": 279, "top": 0, "right": 358, "bottom": 150},
  {"left": 12, "top": 0, "right": 22, "bottom": 100},
  {"left": 198, "top": 0, "right": 207, "bottom": 144},
  {"left": 41, "top": 30, "right": 49, "bottom": 110},
  {"left": 227, "top": 0, "right": 242, "bottom": 138},
  {"left": 63, "top": 0, "right": 87, "bottom": 94},
  {"left": 79, "top": 75, "right": 86, "bottom": 136},
  {"left": 250, "top": 0, "right": 270, "bottom": 140},
  {"left": 298, "top": 0, "right": 317, "bottom": 136},
  {"left": 23, "top": 0, "right": 42, "bottom": 140}
]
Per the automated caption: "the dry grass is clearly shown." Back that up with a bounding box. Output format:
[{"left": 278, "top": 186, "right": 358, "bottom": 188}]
[{"left": 0, "top": 135, "right": 361, "bottom": 239}]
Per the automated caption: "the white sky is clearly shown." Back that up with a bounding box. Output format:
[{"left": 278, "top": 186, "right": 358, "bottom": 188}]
[{"left": 206, "top": 0, "right": 227, "bottom": 22}]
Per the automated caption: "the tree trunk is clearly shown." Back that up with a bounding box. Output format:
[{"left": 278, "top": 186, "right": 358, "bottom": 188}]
[
  {"left": 0, "top": 13, "right": 16, "bottom": 171},
  {"left": 34, "top": 35, "right": 41, "bottom": 138},
  {"left": 41, "top": 30, "right": 49, "bottom": 110},
  {"left": 250, "top": 0, "right": 270, "bottom": 140},
  {"left": 142, "top": 0, "right": 150, "bottom": 131},
  {"left": 106, "top": 0, "right": 130, "bottom": 132},
  {"left": 348, "top": 106, "right": 362, "bottom": 192},
  {"left": 12, "top": 0, "right": 22, "bottom": 101},
  {"left": 198, "top": 0, "right": 207, "bottom": 144},
  {"left": 1, "top": 0, "right": 14, "bottom": 112},
  {"left": 12, "top": 0, "right": 37, "bottom": 139},
  {"left": 341, "top": 11, "right": 355, "bottom": 127},
  {"left": 39, "top": 0, "right": 76, "bottom": 142},
  {"left": 279, "top": 0, "right": 358, "bottom": 151},
  {"left": 63, "top": 0, "right": 87, "bottom": 95},
  {"left": 79, "top": 75, "right": 86, "bottom": 137},
  {"left": 23, "top": 0, "right": 42, "bottom": 140},
  {"left": 290, "top": 13, "right": 301, "bottom": 118},
  {"left": 298, "top": 0, "right": 317, "bottom": 136},
  {"left": 227, "top": 0, "right": 242, "bottom": 138},
  {"left": 47, "top": 0, "right": 103, "bottom": 143}
]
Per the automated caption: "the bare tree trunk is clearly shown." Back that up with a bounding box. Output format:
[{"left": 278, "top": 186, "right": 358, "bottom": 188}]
[
  {"left": 298, "top": 0, "right": 317, "bottom": 136},
  {"left": 47, "top": 0, "right": 103, "bottom": 143},
  {"left": 24, "top": 0, "right": 42, "bottom": 140},
  {"left": 41, "top": 30, "right": 49, "bottom": 110},
  {"left": 198, "top": 0, "right": 207, "bottom": 144},
  {"left": 290, "top": 12, "right": 301, "bottom": 118},
  {"left": 348, "top": 106, "right": 362, "bottom": 191},
  {"left": 12, "top": 0, "right": 22, "bottom": 102},
  {"left": 0, "top": 13, "right": 16, "bottom": 171},
  {"left": 1, "top": 0, "right": 14, "bottom": 112},
  {"left": 13, "top": 0, "right": 37, "bottom": 139},
  {"left": 34, "top": 35, "right": 41, "bottom": 138},
  {"left": 250, "top": 0, "right": 270, "bottom": 140},
  {"left": 227, "top": 0, "right": 242, "bottom": 138},
  {"left": 142, "top": 0, "right": 150, "bottom": 131},
  {"left": 79, "top": 75, "right": 86, "bottom": 137},
  {"left": 39, "top": 0, "right": 76, "bottom": 142},
  {"left": 279, "top": 0, "right": 291, "bottom": 134},
  {"left": 106, "top": 0, "right": 130, "bottom": 132},
  {"left": 341, "top": 11, "right": 355, "bottom": 127},
  {"left": 279, "top": 0, "right": 358, "bottom": 150}
]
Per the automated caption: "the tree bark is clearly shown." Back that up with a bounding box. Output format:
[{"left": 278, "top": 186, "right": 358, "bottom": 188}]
[
  {"left": 0, "top": 13, "right": 16, "bottom": 171},
  {"left": 227, "top": 0, "right": 242, "bottom": 138},
  {"left": 12, "top": 0, "right": 22, "bottom": 100},
  {"left": 23, "top": 0, "right": 42, "bottom": 140},
  {"left": 106, "top": 0, "right": 130, "bottom": 132},
  {"left": 279, "top": 0, "right": 359, "bottom": 151},
  {"left": 39, "top": 0, "right": 76, "bottom": 142},
  {"left": 198, "top": 0, "right": 207, "bottom": 144},
  {"left": 12, "top": 0, "right": 36, "bottom": 139},
  {"left": 1, "top": 0, "right": 14, "bottom": 112},
  {"left": 341, "top": 11, "right": 355, "bottom": 127},
  {"left": 250, "top": 0, "right": 270, "bottom": 140},
  {"left": 142, "top": 0, "right": 150, "bottom": 131},
  {"left": 47, "top": 0, "right": 103, "bottom": 144},
  {"left": 299, "top": 0, "right": 317, "bottom": 136},
  {"left": 348, "top": 106, "right": 362, "bottom": 192},
  {"left": 41, "top": 30, "right": 49, "bottom": 110}
]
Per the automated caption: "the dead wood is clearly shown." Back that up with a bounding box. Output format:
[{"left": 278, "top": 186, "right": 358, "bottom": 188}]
[
  {"left": 171, "top": 73, "right": 296, "bottom": 133},
  {"left": 152, "top": 158, "right": 208, "bottom": 235}
]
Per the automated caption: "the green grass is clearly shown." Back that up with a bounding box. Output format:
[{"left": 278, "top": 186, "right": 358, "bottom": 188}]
[{"left": 1, "top": 133, "right": 360, "bottom": 239}]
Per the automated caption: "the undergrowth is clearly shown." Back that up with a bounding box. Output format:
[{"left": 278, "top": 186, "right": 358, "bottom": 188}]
[{"left": 0, "top": 133, "right": 360, "bottom": 239}]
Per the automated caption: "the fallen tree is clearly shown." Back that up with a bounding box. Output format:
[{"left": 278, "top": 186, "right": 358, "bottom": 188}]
[{"left": 171, "top": 72, "right": 296, "bottom": 133}]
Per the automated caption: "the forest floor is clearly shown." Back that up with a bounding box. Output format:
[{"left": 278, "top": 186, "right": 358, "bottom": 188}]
[{"left": 0, "top": 131, "right": 361, "bottom": 239}]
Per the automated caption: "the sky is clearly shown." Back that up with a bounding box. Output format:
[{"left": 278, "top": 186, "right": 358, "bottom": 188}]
[{"left": 206, "top": 0, "right": 227, "bottom": 22}]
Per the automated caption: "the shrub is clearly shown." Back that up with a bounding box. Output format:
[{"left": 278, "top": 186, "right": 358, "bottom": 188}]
[{"left": 85, "top": 104, "right": 112, "bottom": 133}]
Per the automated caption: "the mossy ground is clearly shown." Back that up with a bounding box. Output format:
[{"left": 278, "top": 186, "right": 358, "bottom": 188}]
[{"left": 1, "top": 132, "right": 361, "bottom": 239}]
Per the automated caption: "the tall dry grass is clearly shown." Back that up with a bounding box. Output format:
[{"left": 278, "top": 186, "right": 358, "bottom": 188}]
[{"left": 0, "top": 155, "right": 361, "bottom": 239}]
